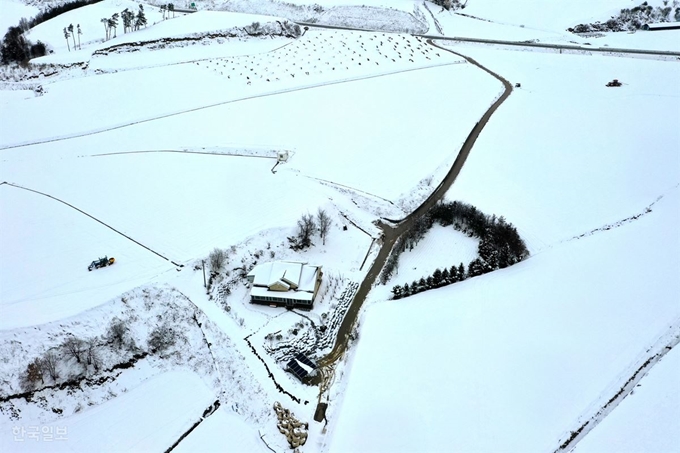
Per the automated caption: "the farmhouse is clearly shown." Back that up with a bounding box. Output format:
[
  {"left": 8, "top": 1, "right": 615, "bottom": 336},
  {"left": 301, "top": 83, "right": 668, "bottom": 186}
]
[{"left": 246, "top": 261, "right": 323, "bottom": 309}]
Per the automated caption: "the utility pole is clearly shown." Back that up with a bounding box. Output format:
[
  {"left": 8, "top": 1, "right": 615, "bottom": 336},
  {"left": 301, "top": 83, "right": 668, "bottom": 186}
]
[{"left": 202, "top": 260, "right": 206, "bottom": 287}]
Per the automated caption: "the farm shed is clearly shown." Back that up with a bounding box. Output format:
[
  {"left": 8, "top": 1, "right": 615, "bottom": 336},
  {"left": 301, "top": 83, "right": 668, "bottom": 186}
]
[
  {"left": 641, "top": 23, "right": 680, "bottom": 31},
  {"left": 247, "top": 261, "right": 323, "bottom": 309},
  {"left": 286, "top": 353, "right": 317, "bottom": 381}
]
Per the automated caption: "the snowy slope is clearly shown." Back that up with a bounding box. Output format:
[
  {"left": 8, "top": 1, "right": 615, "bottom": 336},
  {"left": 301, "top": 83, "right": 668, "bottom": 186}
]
[{"left": 329, "top": 187, "right": 680, "bottom": 452}]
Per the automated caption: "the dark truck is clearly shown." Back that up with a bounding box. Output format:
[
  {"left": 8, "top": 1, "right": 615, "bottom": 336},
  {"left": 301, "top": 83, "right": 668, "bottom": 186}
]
[{"left": 88, "top": 256, "right": 115, "bottom": 271}]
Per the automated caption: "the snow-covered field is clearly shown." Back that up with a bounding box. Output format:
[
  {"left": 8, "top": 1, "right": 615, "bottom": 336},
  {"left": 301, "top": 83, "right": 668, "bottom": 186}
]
[
  {"left": 442, "top": 45, "right": 680, "bottom": 252},
  {"left": 329, "top": 188, "right": 680, "bottom": 452},
  {"left": 2, "top": 0, "right": 679, "bottom": 451},
  {"left": 386, "top": 224, "right": 479, "bottom": 287}
]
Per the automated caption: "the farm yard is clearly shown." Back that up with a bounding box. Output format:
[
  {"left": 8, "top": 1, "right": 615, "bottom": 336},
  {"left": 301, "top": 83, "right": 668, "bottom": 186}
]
[{"left": 1, "top": 0, "right": 679, "bottom": 452}]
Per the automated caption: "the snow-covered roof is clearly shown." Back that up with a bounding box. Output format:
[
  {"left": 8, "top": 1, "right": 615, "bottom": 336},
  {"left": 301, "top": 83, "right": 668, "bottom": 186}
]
[
  {"left": 643, "top": 22, "right": 680, "bottom": 30},
  {"left": 247, "top": 260, "right": 321, "bottom": 301},
  {"left": 299, "top": 265, "right": 321, "bottom": 292},
  {"left": 248, "top": 261, "right": 305, "bottom": 287},
  {"left": 248, "top": 261, "right": 319, "bottom": 287}
]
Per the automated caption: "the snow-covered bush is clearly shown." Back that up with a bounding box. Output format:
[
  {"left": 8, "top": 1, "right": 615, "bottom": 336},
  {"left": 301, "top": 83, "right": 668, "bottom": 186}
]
[
  {"left": 569, "top": 1, "right": 680, "bottom": 33},
  {"left": 147, "top": 325, "right": 177, "bottom": 354}
]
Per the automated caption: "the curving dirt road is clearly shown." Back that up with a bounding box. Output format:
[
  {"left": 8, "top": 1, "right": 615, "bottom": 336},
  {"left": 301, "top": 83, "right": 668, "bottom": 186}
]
[{"left": 315, "top": 41, "right": 514, "bottom": 393}]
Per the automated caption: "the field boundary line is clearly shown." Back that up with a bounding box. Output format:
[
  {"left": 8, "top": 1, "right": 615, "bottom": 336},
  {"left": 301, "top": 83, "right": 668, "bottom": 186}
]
[{"left": 1, "top": 182, "right": 183, "bottom": 266}]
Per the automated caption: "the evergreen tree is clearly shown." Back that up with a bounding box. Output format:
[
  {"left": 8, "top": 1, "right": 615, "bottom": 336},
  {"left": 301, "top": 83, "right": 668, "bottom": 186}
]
[
  {"left": 391, "top": 285, "right": 403, "bottom": 300},
  {"left": 402, "top": 283, "right": 411, "bottom": 297},
  {"left": 135, "top": 5, "right": 147, "bottom": 31},
  {"left": 101, "top": 17, "right": 109, "bottom": 40},
  {"left": 121, "top": 9, "right": 134, "bottom": 33},
  {"left": 449, "top": 264, "right": 458, "bottom": 282},
  {"left": 468, "top": 258, "right": 485, "bottom": 278},
  {"left": 432, "top": 268, "right": 443, "bottom": 286},
  {"left": 441, "top": 267, "right": 450, "bottom": 284},
  {"left": 426, "top": 275, "right": 434, "bottom": 289},
  {"left": 458, "top": 263, "right": 466, "bottom": 280},
  {"left": 77, "top": 24, "right": 82, "bottom": 49},
  {"left": 108, "top": 13, "right": 119, "bottom": 38},
  {"left": 63, "top": 27, "right": 71, "bottom": 51},
  {"left": 412, "top": 280, "right": 419, "bottom": 294},
  {"left": 68, "top": 24, "right": 76, "bottom": 50},
  {"left": 29, "top": 40, "right": 46, "bottom": 58},
  {"left": 1, "top": 26, "right": 30, "bottom": 64}
]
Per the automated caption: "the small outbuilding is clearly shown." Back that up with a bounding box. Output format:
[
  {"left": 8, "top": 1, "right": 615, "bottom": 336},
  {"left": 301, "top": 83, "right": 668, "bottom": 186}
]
[
  {"left": 286, "top": 353, "right": 317, "bottom": 381},
  {"left": 247, "top": 261, "right": 323, "bottom": 309},
  {"left": 641, "top": 23, "right": 680, "bottom": 31}
]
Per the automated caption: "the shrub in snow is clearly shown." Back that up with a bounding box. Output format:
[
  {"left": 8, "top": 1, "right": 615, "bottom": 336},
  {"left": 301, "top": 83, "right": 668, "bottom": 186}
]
[
  {"left": 147, "top": 325, "right": 177, "bottom": 354},
  {"left": 569, "top": 1, "right": 680, "bottom": 33},
  {"left": 106, "top": 318, "right": 134, "bottom": 351}
]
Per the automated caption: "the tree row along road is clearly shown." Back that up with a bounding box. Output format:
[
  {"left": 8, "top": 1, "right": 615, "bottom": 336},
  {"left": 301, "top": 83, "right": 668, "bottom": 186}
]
[{"left": 315, "top": 40, "right": 514, "bottom": 386}]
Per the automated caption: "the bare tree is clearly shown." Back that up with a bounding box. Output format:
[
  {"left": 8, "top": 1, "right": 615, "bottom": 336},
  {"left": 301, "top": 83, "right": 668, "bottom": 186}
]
[
  {"left": 42, "top": 351, "right": 60, "bottom": 382},
  {"left": 291, "top": 213, "right": 316, "bottom": 250},
  {"left": 209, "top": 248, "right": 226, "bottom": 273},
  {"left": 85, "top": 338, "right": 102, "bottom": 372},
  {"left": 317, "top": 208, "right": 331, "bottom": 245},
  {"left": 62, "top": 336, "right": 86, "bottom": 363}
]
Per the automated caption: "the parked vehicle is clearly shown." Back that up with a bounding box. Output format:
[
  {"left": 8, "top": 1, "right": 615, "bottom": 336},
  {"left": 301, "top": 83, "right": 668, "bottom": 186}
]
[{"left": 88, "top": 256, "right": 115, "bottom": 271}]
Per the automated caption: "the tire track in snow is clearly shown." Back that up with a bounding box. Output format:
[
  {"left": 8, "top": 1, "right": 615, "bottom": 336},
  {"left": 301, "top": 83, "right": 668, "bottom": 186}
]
[
  {"left": 90, "top": 149, "right": 277, "bottom": 159},
  {"left": 1, "top": 182, "right": 183, "bottom": 267}
]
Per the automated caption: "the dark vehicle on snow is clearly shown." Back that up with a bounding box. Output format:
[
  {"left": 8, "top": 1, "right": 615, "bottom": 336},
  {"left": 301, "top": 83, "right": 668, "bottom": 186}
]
[{"left": 88, "top": 256, "right": 115, "bottom": 271}]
